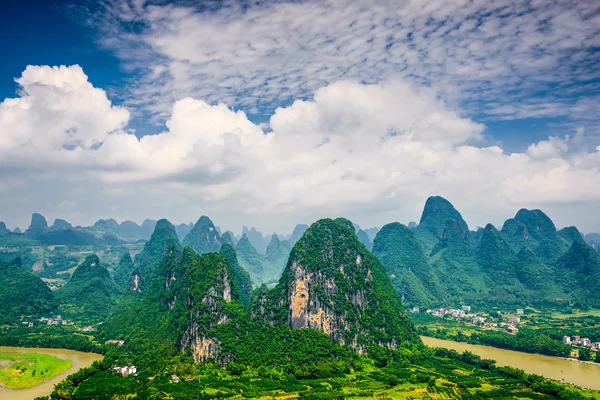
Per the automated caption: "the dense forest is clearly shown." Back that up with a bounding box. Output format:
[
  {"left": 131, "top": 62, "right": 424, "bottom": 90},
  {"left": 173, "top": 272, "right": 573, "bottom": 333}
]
[{"left": 1, "top": 198, "right": 600, "bottom": 399}]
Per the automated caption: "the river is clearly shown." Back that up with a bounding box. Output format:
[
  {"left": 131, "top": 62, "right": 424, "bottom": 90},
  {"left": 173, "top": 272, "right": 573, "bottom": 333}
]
[
  {"left": 421, "top": 336, "right": 600, "bottom": 390},
  {"left": 0, "top": 347, "right": 103, "bottom": 400}
]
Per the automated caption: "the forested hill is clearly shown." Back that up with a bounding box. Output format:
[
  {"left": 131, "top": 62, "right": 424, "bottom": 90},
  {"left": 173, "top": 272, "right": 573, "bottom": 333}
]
[
  {"left": 99, "top": 218, "right": 418, "bottom": 373},
  {"left": 0, "top": 258, "right": 56, "bottom": 323},
  {"left": 2, "top": 196, "right": 599, "bottom": 324},
  {"left": 373, "top": 196, "right": 599, "bottom": 308},
  {"left": 252, "top": 218, "right": 420, "bottom": 353}
]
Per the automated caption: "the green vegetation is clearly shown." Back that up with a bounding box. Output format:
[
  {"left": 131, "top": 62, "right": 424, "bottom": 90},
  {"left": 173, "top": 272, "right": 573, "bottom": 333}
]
[
  {"left": 254, "top": 218, "right": 419, "bottom": 351},
  {"left": 0, "top": 258, "right": 56, "bottom": 324},
  {"left": 374, "top": 196, "right": 599, "bottom": 308},
  {"left": 0, "top": 352, "right": 72, "bottom": 389},
  {"left": 0, "top": 325, "right": 102, "bottom": 353},
  {"left": 55, "top": 255, "right": 120, "bottom": 318},
  {"left": 262, "top": 234, "right": 292, "bottom": 284},
  {"left": 99, "top": 244, "right": 353, "bottom": 372},
  {"left": 236, "top": 233, "right": 263, "bottom": 284},
  {"left": 182, "top": 215, "right": 223, "bottom": 255},
  {"left": 134, "top": 218, "right": 181, "bottom": 288},
  {"left": 413, "top": 306, "right": 600, "bottom": 362},
  {"left": 0, "top": 221, "right": 9, "bottom": 235},
  {"left": 37, "top": 343, "right": 600, "bottom": 400},
  {"left": 235, "top": 233, "right": 292, "bottom": 287},
  {"left": 372, "top": 222, "right": 442, "bottom": 308},
  {"left": 420, "top": 326, "right": 572, "bottom": 358},
  {"left": 555, "top": 240, "right": 600, "bottom": 307},
  {"left": 1, "top": 214, "right": 599, "bottom": 399},
  {"left": 219, "top": 244, "right": 252, "bottom": 307},
  {"left": 111, "top": 251, "right": 135, "bottom": 290}
]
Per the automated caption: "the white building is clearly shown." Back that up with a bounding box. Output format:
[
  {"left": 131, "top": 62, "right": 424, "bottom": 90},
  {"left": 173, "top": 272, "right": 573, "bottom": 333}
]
[
  {"left": 462, "top": 305, "right": 471, "bottom": 311},
  {"left": 113, "top": 365, "right": 137, "bottom": 377},
  {"left": 82, "top": 326, "right": 97, "bottom": 332},
  {"left": 563, "top": 336, "right": 571, "bottom": 344},
  {"left": 581, "top": 338, "right": 591, "bottom": 347},
  {"left": 516, "top": 309, "right": 524, "bottom": 315}
]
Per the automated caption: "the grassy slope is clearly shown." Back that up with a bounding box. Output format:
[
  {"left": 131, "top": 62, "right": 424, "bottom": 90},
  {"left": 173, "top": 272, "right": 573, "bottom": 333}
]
[{"left": 0, "top": 352, "right": 72, "bottom": 389}]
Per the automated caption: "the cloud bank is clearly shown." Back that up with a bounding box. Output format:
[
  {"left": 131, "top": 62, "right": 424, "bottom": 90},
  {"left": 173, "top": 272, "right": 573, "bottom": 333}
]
[
  {"left": 1, "top": 65, "right": 600, "bottom": 233},
  {"left": 85, "top": 0, "right": 600, "bottom": 131}
]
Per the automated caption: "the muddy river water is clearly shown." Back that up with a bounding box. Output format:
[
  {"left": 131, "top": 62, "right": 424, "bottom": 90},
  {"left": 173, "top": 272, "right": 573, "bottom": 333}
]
[
  {"left": 0, "top": 346, "right": 102, "bottom": 400},
  {"left": 421, "top": 336, "right": 600, "bottom": 390}
]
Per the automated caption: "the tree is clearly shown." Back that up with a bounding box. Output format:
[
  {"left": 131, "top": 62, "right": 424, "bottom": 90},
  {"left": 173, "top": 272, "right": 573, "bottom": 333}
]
[{"left": 578, "top": 347, "right": 592, "bottom": 361}]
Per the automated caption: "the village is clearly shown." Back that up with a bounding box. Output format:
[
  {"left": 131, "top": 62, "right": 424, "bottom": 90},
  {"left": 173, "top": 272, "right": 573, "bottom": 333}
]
[
  {"left": 562, "top": 335, "right": 600, "bottom": 351},
  {"left": 411, "top": 305, "right": 525, "bottom": 334}
]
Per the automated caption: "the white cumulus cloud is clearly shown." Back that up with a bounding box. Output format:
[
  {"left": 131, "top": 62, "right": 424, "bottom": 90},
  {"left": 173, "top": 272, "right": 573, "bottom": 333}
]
[{"left": 2, "top": 64, "right": 600, "bottom": 233}]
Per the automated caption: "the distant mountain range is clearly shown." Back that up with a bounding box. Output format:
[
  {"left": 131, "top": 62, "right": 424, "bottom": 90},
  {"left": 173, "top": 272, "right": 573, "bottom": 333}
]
[
  {"left": 2, "top": 196, "right": 600, "bottom": 320},
  {"left": 0, "top": 214, "right": 332, "bottom": 250},
  {"left": 373, "top": 196, "right": 600, "bottom": 308}
]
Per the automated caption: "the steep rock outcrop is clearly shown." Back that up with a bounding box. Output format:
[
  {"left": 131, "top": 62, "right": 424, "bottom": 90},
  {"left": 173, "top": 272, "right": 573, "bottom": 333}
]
[
  {"left": 130, "top": 268, "right": 142, "bottom": 293},
  {"left": 372, "top": 222, "right": 442, "bottom": 307},
  {"left": 25, "top": 213, "right": 48, "bottom": 238},
  {"left": 0, "top": 222, "right": 9, "bottom": 236},
  {"left": 252, "top": 218, "right": 419, "bottom": 354},
  {"left": 134, "top": 219, "right": 181, "bottom": 287},
  {"left": 220, "top": 244, "right": 253, "bottom": 307},
  {"left": 50, "top": 218, "right": 72, "bottom": 231},
  {"left": 180, "top": 251, "right": 236, "bottom": 363},
  {"left": 56, "top": 255, "right": 120, "bottom": 317},
  {"left": 558, "top": 226, "right": 584, "bottom": 244},
  {"left": 0, "top": 258, "right": 56, "bottom": 322},
  {"left": 183, "top": 216, "right": 222, "bottom": 255},
  {"left": 555, "top": 240, "right": 600, "bottom": 307}
]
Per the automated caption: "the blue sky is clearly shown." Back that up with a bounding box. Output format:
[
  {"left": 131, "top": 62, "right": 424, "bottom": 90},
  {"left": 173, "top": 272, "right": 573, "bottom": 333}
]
[
  {"left": 0, "top": 1, "right": 118, "bottom": 99},
  {"left": 1, "top": 0, "right": 600, "bottom": 233}
]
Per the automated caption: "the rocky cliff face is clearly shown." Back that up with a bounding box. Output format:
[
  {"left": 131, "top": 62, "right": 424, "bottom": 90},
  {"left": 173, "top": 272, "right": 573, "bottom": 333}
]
[
  {"left": 252, "top": 218, "right": 419, "bottom": 354},
  {"left": 284, "top": 258, "right": 371, "bottom": 352},
  {"left": 219, "top": 244, "right": 252, "bottom": 307},
  {"left": 130, "top": 269, "right": 142, "bottom": 293},
  {"left": 181, "top": 261, "right": 233, "bottom": 363},
  {"left": 104, "top": 245, "right": 242, "bottom": 366},
  {"left": 25, "top": 213, "right": 48, "bottom": 238},
  {"left": 178, "top": 251, "right": 237, "bottom": 363}
]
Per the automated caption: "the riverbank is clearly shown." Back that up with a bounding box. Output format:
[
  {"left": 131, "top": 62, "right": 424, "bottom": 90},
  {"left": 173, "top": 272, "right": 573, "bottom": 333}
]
[
  {"left": 0, "top": 352, "right": 72, "bottom": 389},
  {"left": 421, "top": 336, "right": 600, "bottom": 390},
  {"left": 0, "top": 347, "right": 103, "bottom": 400},
  {"left": 558, "top": 356, "right": 600, "bottom": 367}
]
